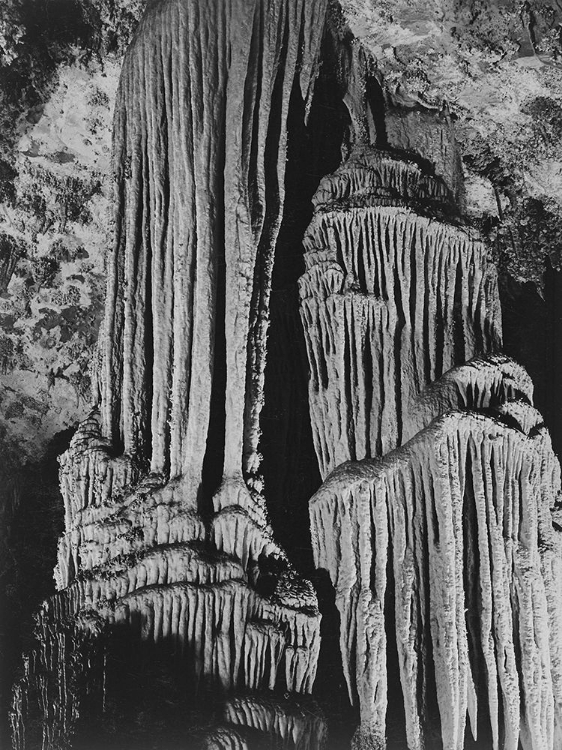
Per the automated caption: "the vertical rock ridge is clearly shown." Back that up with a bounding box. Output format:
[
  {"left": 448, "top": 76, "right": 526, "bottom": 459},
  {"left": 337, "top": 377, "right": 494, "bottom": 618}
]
[{"left": 99, "top": 0, "right": 328, "bottom": 489}]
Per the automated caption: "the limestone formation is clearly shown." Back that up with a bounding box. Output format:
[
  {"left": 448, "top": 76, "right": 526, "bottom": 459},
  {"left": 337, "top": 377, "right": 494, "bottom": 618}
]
[
  {"left": 299, "top": 147, "right": 502, "bottom": 477},
  {"left": 99, "top": 0, "right": 327, "bottom": 485},
  {"left": 11, "top": 0, "right": 328, "bottom": 747},
  {"left": 310, "top": 408, "right": 562, "bottom": 749},
  {"left": 303, "top": 141, "right": 562, "bottom": 747},
  {"left": 9, "top": 1, "right": 562, "bottom": 749}
]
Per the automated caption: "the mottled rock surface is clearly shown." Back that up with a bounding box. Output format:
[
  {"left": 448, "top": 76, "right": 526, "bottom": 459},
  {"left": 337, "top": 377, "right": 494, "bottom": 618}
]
[{"left": 341, "top": 0, "right": 562, "bottom": 282}]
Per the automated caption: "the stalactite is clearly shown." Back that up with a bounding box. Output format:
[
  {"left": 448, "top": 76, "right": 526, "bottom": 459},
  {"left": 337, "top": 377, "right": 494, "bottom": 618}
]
[
  {"left": 311, "top": 146, "right": 456, "bottom": 214},
  {"left": 223, "top": 695, "right": 327, "bottom": 749},
  {"left": 302, "top": 134, "right": 562, "bottom": 747},
  {"left": 99, "top": 0, "right": 328, "bottom": 486},
  {"left": 200, "top": 696, "right": 327, "bottom": 750},
  {"left": 310, "top": 412, "right": 562, "bottom": 749},
  {"left": 299, "top": 148, "right": 502, "bottom": 478},
  {"left": 201, "top": 726, "right": 250, "bottom": 750},
  {"left": 406, "top": 353, "right": 534, "bottom": 442}
]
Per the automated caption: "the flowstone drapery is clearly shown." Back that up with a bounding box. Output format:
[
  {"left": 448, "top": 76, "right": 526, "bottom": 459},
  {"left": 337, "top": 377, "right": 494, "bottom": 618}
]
[
  {"left": 303, "top": 143, "right": 562, "bottom": 750},
  {"left": 299, "top": 147, "right": 502, "bottom": 477},
  {"left": 11, "top": 1, "right": 328, "bottom": 748}
]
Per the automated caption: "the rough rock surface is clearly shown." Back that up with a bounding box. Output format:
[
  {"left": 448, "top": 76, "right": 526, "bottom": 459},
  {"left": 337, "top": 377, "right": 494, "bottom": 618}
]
[
  {"left": 0, "top": 0, "right": 146, "bottom": 466},
  {"left": 341, "top": 0, "right": 562, "bottom": 285}
]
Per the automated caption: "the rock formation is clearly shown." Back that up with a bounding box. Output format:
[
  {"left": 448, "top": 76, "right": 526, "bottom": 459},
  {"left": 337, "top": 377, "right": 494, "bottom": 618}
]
[
  {"left": 11, "top": 1, "right": 329, "bottom": 747},
  {"left": 303, "top": 121, "right": 562, "bottom": 748},
  {"left": 300, "top": 147, "right": 502, "bottom": 477},
  {"left": 99, "top": 0, "right": 327, "bottom": 485},
  {"left": 8, "top": 1, "right": 562, "bottom": 750}
]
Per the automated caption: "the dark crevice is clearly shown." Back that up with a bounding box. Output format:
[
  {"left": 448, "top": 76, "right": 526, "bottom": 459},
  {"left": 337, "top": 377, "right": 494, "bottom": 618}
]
[
  {"left": 461, "top": 448, "right": 493, "bottom": 749},
  {"left": 256, "top": 23, "right": 355, "bottom": 746},
  {"left": 366, "top": 75, "right": 388, "bottom": 148},
  {"left": 500, "top": 267, "right": 562, "bottom": 458},
  {"left": 393, "top": 264, "right": 405, "bottom": 447},
  {"left": 343, "top": 319, "right": 356, "bottom": 461},
  {"left": 258, "top": 24, "right": 347, "bottom": 576},
  {"left": 422, "top": 250, "right": 434, "bottom": 383},
  {"left": 434, "top": 253, "right": 445, "bottom": 379},
  {"left": 363, "top": 330, "right": 375, "bottom": 454},
  {"left": 200, "top": 220, "right": 226, "bottom": 516},
  {"left": 71, "top": 630, "right": 216, "bottom": 749},
  {"left": 243, "top": 13, "right": 291, "bottom": 479},
  {"left": 142, "top": 154, "right": 154, "bottom": 469},
  {"left": 312, "top": 569, "right": 358, "bottom": 750},
  {"left": 385, "top": 542, "right": 408, "bottom": 750},
  {"left": 199, "top": 124, "right": 227, "bottom": 513},
  {"left": 453, "top": 260, "right": 466, "bottom": 366},
  {"left": 1, "top": 429, "right": 73, "bottom": 747}
]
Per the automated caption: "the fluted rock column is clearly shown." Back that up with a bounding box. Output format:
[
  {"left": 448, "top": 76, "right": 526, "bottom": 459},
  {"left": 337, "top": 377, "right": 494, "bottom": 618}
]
[
  {"left": 100, "top": 0, "right": 327, "bottom": 488},
  {"left": 11, "top": 3, "right": 332, "bottom": 748}
]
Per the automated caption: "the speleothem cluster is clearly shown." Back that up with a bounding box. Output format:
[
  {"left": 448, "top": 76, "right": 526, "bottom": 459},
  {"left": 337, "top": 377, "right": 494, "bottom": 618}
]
[{"left": 10, "top": 1, "right": 562, "bottom": 749}]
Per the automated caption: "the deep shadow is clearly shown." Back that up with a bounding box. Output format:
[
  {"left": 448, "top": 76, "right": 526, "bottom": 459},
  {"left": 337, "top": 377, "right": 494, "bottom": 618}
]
[
  {"left": 311, "top": 569, "right": 358, "bottom": 750},
  {"left": 73, "top": 628, "right": 205, "bottom": 750},
  {"left": 1, "top": 428, "right": 73, "bottom": 748},
  {"left": 500, "top": 267, "right": 562, "bottom": 457},
  {"left": 259, "top": 23, "right": 349, "bottom": 579}
]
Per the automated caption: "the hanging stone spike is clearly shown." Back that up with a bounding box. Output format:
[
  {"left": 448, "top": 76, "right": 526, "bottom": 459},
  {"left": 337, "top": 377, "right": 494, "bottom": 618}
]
[{"left": 303, "top": 141, "right": 562, "bottom": 748}]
